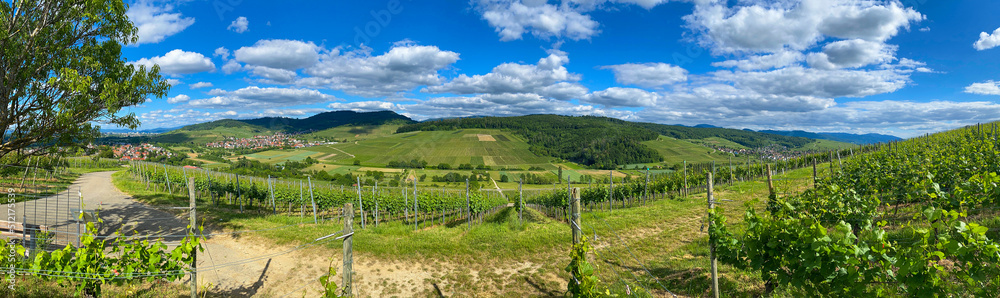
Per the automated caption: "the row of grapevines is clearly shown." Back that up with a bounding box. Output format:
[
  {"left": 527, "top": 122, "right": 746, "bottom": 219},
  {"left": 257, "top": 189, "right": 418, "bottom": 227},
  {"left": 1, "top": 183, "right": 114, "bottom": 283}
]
[
  {"left": 127, "top": 161, "right": 509, "bottom": 221},
  {"left": 710, "top": 123, "right": 1000, "bottom": 296}
]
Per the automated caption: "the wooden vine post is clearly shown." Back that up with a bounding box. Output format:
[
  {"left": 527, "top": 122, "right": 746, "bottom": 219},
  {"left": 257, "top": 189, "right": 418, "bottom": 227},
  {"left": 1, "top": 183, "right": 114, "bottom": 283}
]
[
  {"left": 187, "top": 177, "right": 198, "bottom": 298},
  {"left": 342, "top": 203, "right": 354, "bottom": 297},
  {"left": 707, "top": 173, "right": 719, "bottom": 298},
  {"left": 570, "top": 187, "right": 581, "bottom": 245}
]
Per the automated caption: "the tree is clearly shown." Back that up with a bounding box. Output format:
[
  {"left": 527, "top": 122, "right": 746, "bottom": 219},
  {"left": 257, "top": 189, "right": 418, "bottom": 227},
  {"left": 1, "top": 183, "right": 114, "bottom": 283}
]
[{"left": 1, "top": 1, "right": 169, "bottom": 161}]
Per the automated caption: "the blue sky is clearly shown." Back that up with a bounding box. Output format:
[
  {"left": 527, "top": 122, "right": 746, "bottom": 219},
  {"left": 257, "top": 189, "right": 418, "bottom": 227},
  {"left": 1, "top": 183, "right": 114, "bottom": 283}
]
[{"left": 118, "top": 0, "right": 1000, "bottom": 138}]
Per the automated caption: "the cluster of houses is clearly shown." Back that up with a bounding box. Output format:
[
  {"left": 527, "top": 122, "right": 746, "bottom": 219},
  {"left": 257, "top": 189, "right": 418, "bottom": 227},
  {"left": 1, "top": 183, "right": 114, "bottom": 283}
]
[
  {"left": 205, "top": 133, "right": 327, "bottom": 150},
  {"left": 113, "top": 143, "right": 174, "bottom": 161},
  {"left": 711, "top": 145, "right": 810, "bottom": 161}
]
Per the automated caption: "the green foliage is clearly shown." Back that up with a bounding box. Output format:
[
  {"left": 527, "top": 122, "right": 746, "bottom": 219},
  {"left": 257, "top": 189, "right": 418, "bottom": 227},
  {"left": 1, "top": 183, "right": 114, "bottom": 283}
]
[
  {"left": 21, "top": 221, "right": 201, "bottom": 297},
  {"left": 0, "top": 0, "right": 169, "bottom": 159},
  {"left": 318, "top": 258, "right": 346, "bottom": 298},
  {"left": 565, "top": 238, "right": 606, "bottom": 297}
]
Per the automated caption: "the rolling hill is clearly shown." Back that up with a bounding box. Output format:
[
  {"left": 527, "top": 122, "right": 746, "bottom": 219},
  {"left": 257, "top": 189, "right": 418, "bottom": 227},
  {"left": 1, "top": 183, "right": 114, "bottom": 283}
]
[
  {"left": 758, "top": 130, "right": 902, "bottom": 145},
  {"left": 153, "top": 111, "right": 413, "bottom": 144},
  {"left": 239, "top": 110, "right": 413, "bottom": 132}
]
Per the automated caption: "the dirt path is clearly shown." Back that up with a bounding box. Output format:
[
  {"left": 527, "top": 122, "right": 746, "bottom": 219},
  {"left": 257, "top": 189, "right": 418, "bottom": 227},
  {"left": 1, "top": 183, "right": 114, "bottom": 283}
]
[{"left": 14, "top": 171, "right": 565, "bottom": 297}]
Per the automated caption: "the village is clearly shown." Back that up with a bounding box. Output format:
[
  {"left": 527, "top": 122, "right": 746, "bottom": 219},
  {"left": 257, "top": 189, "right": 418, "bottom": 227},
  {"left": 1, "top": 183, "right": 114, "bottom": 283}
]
[
  {"left": 205, "top": 133, "right": 330, "bottom": 150},
  {"left": 112, "top": 143, "right": 175, "bottom": 161}
]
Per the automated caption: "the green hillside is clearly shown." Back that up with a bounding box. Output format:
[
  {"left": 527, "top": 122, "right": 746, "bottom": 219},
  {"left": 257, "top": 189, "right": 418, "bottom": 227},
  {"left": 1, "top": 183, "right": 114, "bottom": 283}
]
[
  {"left": 303, "top": 123, "right": 405, "bottom": 141},
  {"left": 151, "top": 120, "right": 273, "bottom": 144},
  {"left": 642, "top": 136, "right": 750, "bottom": 165},
  {"left": 320, "top": 129, "right": 551, "bottom": 168}
]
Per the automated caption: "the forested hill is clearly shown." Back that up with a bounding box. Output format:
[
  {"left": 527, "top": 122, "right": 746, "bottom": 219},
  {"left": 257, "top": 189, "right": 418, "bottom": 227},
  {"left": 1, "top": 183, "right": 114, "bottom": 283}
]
[
  {"left": 239, "top": 110, "right": 414, "bottom": 132},
  {"left": 397, "top": 115, "right": 662, "bottom": 168},
  {"left": 634, "top": 123, "right": 814, "bottom": 148}
]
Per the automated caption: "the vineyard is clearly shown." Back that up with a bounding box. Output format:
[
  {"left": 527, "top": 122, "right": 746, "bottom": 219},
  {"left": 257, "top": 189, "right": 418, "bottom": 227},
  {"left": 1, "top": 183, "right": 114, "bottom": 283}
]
[
  {"left": 710, "top": 123, "right": 1000, "bottom": 296},
  {"left": 126, "top": 161, "right": 510, "bottom": 228}
]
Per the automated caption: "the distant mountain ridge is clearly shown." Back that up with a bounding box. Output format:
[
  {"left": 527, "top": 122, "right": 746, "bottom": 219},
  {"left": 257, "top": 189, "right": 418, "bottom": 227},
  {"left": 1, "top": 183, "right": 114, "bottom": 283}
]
[
  {"left": 758, "top": 130, "right": 902, "bottom": 145},
  {"left": 238, "top": 110, "right": 414, "bottom": 132}
]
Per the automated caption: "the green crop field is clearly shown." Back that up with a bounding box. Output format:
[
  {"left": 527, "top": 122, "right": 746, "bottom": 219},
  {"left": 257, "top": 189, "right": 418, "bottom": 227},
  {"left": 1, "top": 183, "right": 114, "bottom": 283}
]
[
  {"left": 642, "top": 136, "right": 748, "bottom": 165},
  {"left": 790, "top": 139, "right": 857, "bottom": 152},
  {"left": 323, "top": 129, "right": 551, "bottom": 167},
  {"left": 152, "top": 125, "right": 273, "bottom": 144},
  {"left": 243, "top": 149, "right": 327, "bottom": 164},
  {"left": 303, "top": 124, "right": 404, "bottom": 141}
]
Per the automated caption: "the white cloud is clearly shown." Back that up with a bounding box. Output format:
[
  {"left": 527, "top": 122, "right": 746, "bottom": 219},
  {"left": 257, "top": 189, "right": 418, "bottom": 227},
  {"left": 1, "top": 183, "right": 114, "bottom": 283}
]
[
  {"left": 658, "top": 83, "right": 835, "bottom": 113},
  {"left": 235, "top": 39, "right": 321, "bottom": 70},
  {"left": 299, "top": 44, "right": 461, "bottom": 97},
  {"left": 327, "top": 101, "right": 400, "bottom": 112},
  {"left": 806, "top": 39, "right": 896, "bottom": 69},
  {"left": 472, "top": 0, "right": 674, "bottom": 41},
  {"left": 165, "top": 79, "right": 182, "bottom": 86},
  {"left": 685, "top": 0, "right": 923, "bottom": 54},
  {"left": 228, "top": 16, "right": 249, "bottom": 33},
  {"left": 167, "top": 94, "right": 190, "bottom": 104},
  {"left": 601, "top": 63, "right": 687, "bottom": 88},
  {"left": 584, "top": 87, "right": 660, "bottom": 107},
  {"left": 246, "top": 65, "right": 297, "bottom": 83},
  {"left": 424, "top": 49, "right": 584, "bottom": 100},
  {"left": 131, "top": 49, "right": 215, "bottom": 75},
  {"left": 188, "top": 86, "right": 338, "bottom": 109},
  {"left": 398, "top": 94, "right": 631, "bottom": 121},
  {"left": 214, "top": 47, "right": 231, "bottom": 60},
  {"left": 222, "top": 60, "right": 242, "bottom": 74},
  {"left": 712, "top": 51, "right": 805, "bottom": 71},
  {"left": 126, "top": 0, "right": 195, "bottom": 45},
  {"left": 974, "top": 27, "right": 1000, "bottom": 51},
  {"left": 964, "top": 81, "right": 1000, "bottom": 95},
  {"left": 189, "top": 82, "right": 213, "bottom": 89},
  {"left": 713, "top": 65, "right": 910, "bottom": 98},
  {"left": 474, "top": 0, "right": 599, "bottom": 41}
]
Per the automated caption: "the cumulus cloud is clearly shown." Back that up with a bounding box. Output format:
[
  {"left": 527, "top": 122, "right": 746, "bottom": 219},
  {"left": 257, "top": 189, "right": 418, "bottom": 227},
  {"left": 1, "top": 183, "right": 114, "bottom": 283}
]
[
  {"left": 974, "top": 27, "right": 1000, "bottom": 51},
  {"left": 472, "top": 0, "right": 674, "bottom": 41},
  {"left": 327, "top": 101, "right": 401, "bottom": 112},
  {"left": 165, "top": 79, "right": 182, "bottom": 86},
  {"left": 126, "top": 0, "right": 195, "bottom": 44},
  {"left": 398, "top": 94, "right": 631, "bottom": 121},
  {"left": 685, "top": 0, "right": 923, "bottom": 54},
  {"left": 235, "top": 39, "right": 321, "bottom": 70},
  {"left": 424, "top": 49, "right": 584, "bottom": 100},
  {"left": 474, "top": 0, "right": 599, "bottom": 41},
  {"left": 131, "top": 49, "right": 215, "bottom": 75},
  {"left": 713, "top": 66, "right": 910, "bottom": 98},
  {"left": 712, "top": 51, "right": 805, "bottom": 71},
  {"left": 189, "top": 82, "right": 213, "bottom": 89},
  {"left": 167, "top": 94, "right": 190, "bottom": 104},
  {"left": 964, "top": 81, "right": 1000, "bottom": 95},
  {"left": 806, "top": 39, "right": 896, "bottom": 69},
  {"left": 222, "top": 60, "right": 242, "bottom": 74},
  {"left": 299, "top": 44, "right": 461, "bottom": 97},
  {"left": 228, "top": 16, "right": 249, "bottom": 33},
  {"left": 188, "top": 87, "right": 338, "bottom": 109},
  {"left": 583, "top": 87, "right": 660, "bottom": 107},
  {"left": 601, "top": 63, "right": 687, "bottom": 88},
  {"left": 214, "top": 47, "right": 231, "bottom": 60}
]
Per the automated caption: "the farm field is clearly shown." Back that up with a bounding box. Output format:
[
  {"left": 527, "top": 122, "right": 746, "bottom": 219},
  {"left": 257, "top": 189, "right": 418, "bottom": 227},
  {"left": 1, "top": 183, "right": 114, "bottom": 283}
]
[
  {"left": 303, "top": 124, "right": 405, "bottom": 141},
  {"left": 321, "top": 129, "right": 551, "bottom": 167},
  {"left": 241, "top": 149, "right": 328, "bottom": 164},
  {"left": 642, "top": 136, "right": 750, "bottom": 165}
]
